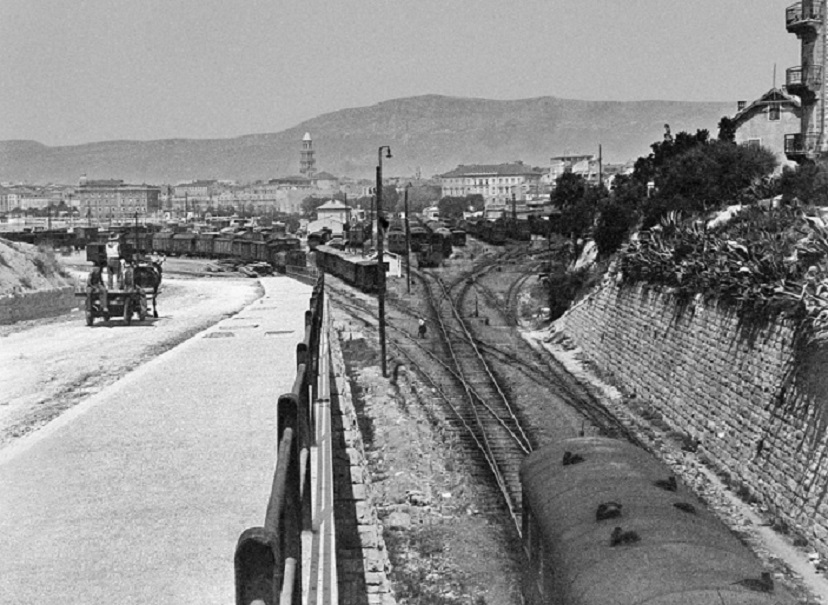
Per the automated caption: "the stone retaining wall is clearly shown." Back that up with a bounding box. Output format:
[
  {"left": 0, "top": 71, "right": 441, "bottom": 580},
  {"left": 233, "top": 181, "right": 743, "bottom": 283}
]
[
  {"left": 329, "top": 321, "right": 395, "bottom": 605},
  {"left": 557, "top": 276, "right": 828, "bottom": 554},
  {"left": 0, "top": 287, "right": 79, "bottom": 324}
]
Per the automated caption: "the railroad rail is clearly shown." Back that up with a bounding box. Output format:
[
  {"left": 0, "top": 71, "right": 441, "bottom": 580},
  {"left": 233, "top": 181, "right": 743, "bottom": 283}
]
[
  {"left": 322, "top": 243, "right": 643, "bottom": 538},
  {"left": 423, "top": 270, "right": 532, "bottom": 531}
]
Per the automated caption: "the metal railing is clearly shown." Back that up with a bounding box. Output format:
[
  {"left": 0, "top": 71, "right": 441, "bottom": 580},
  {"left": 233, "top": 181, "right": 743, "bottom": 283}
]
[
  {"left": 234, "top": 276, "right": 326, "bottom": 605},
  {"left": 784, "top": 132, "right": 822, "bottom": 155},
  {"left": 786, "top": 2, "right": 823, "bottom": 27},
  {"left": 786, "top": 65, "right": 823, "bottom": 90}
]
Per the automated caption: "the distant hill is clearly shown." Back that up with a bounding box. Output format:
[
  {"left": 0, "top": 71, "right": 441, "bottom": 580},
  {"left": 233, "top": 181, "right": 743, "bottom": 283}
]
[{"left": 0, "top": 94, "right": 735, "bottom": 184}]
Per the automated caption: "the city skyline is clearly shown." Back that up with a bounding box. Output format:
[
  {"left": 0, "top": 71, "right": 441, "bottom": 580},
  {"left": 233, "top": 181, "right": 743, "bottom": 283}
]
[{"left": 1, "top": 0, "right": 799, "bottom": 146}]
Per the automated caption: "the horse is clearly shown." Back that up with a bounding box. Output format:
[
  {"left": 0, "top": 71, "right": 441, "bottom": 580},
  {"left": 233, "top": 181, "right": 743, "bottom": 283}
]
[{"left": 132, "top": 255, "right": 165, "bottom": 318}]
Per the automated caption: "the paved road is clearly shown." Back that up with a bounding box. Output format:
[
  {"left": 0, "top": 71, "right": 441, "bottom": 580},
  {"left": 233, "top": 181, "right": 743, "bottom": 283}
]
[{"left": 0, "top": 276, "right": 312, "bottom": 605}]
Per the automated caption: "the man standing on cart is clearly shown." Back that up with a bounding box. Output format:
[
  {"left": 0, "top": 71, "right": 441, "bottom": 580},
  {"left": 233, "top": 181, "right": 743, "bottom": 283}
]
[{"left": 106, "top": 233, "right": 123, "bottom": 289}]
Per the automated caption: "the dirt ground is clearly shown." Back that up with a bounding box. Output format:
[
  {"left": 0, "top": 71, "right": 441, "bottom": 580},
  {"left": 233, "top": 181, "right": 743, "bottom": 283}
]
[
  {"left": 333, "top": 243, "right": 828, "bottom": 605},
  {"left": 0, "top": 252, "right": 262, "bottom": 452},
  {"left": 337, "top": 322, "right": 523, "bottom": 605}
]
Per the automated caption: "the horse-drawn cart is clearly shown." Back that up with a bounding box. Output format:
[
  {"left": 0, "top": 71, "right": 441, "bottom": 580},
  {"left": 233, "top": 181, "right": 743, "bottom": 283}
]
[
  {"left": 79, "top": 241, "right": 163, "bottom": 327},
  {"left": 77, "top": 286, "right": 151, "bottom": 326}
]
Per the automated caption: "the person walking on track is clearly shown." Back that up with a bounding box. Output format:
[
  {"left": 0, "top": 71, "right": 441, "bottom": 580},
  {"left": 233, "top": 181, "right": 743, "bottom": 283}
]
[{"left": 418, "top": 318, "right": 427, "bottom": 339}]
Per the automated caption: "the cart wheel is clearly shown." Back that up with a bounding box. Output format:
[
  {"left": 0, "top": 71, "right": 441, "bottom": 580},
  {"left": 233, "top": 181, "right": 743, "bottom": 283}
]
[
  {"left": 85, "top": 308, "right": 94, "bottom": 326},
  {"left": 124, "top": 300, "right": 132, "bottom": 325}
]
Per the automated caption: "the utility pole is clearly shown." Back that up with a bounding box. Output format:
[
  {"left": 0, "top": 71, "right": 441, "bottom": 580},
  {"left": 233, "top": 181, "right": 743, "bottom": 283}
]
[
  {"left": 598, "top": 144, "right": 603, "bottom": 189},
  {"left": 376, "top": 146, "right": 392, "bottom": 378},
  {"left": 404, "top": 182, "right": 412, "bottom": 295}
]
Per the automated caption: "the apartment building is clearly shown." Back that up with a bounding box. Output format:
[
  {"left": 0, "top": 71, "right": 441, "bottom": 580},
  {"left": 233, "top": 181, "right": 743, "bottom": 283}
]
[
  {"left": 439, "top": 162, "right": 543, "bottom": 217},
  {"left": 76, "top": 177, "right": 161, "bottom": 222}
]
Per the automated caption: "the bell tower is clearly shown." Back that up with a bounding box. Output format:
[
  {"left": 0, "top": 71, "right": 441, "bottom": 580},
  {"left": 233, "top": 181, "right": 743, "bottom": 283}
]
[{"left": 300, "top": 132, "right": 316, "bottom": 178}]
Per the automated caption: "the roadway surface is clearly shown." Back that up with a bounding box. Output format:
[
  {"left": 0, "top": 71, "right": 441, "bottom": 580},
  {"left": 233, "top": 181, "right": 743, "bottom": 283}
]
[{"left": 0, "top": 276, "right": 312, "bottom": 604}]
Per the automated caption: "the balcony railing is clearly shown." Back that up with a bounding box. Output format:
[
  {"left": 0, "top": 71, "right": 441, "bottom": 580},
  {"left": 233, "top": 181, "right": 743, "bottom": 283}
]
[
  {"left": 787, "top": 2, "right": 823, "bottom": 29},
  {"left": 785, "top": 132, "right": 821, "bottom": 156},
  {"left": 786, "top": 64, "right": 824, "bottom": 91}
]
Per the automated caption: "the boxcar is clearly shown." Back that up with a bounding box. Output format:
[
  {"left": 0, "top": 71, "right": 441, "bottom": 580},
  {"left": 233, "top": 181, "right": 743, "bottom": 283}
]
[
  {"left": 347, "top": 222, "right": 368, "bottom": 248},
  {"left": 435, "top": 228, "right": 453, "bottom": 258},
  {"left": 195, "top": 233, "right": 219, "bottom": 258},
  {"left": 409, "top": 226, "right": 429, "bottom": 253},
  {"left": 307, "top": 231, "right": 325, "bottom": 250},
  {"left": 315, "top": 245, "right": 379, "bottom": 293},
  {"left": 387, "top": 229, "right": 407, "bottom": 255},
  {"left": 285, "top": 249, "right": 306, "bottom": 271},
  {"left": 152, "top": 231, "right": 174, "bottom": 256},
  {"left": 74, "top": 227, "right": 99, "bottom": 251},
  {"left": 214, "top": 235, "right": 235, "bottom": 258},
  {"left": 450, "top": 229, "right": 467, "bottom": 247},
  {"left": 171, "top": 232, "right": 197, "bottom": 256}
]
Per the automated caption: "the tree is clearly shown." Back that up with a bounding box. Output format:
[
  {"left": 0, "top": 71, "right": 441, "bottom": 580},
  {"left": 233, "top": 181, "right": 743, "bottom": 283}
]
[
  {"left": 394, "top": 184, "right": 441, "bottom": 215},
  {"left": 551, "top": 172, "right": 588, "bottom": 209},
  {"left": 300, "top": 196, "right": 328, "bottom": 219},
  {"left": 437, "top": 194, "right": 484, "bottom": 220},
  {"left": 593, "top": 200, "right": 637, "bottom": 257},
  {"left": 654, "top": 141, "right": 776, "bottom": 209},
  {"left": 717, "top": 116, "right": 737, "bottom": 143},
  {"left": 780, "top": 163, "right": 828, "bottom": 205},
  {"left": 381, "top": 186, "right": 399, "bottom": 216},
  {"left": 552, "top": 173, "right": 603, "bottom": 255}
]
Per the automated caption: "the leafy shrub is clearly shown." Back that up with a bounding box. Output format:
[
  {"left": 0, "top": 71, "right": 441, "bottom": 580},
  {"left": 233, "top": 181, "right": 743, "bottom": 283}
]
[
  {"left": 547, "top": 268, "right": 589, "bottom": 320},
  {"left": 593, "top": 201, "right": 637, "bottom": 257},
  {"left": 617, "top": 206, "right": 828, "bottom": 339}
]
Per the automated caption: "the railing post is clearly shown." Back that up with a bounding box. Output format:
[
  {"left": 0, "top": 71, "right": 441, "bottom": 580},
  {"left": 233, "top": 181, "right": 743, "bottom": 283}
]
[
  {"left": 235, "top": 273, "right": 329, "bottom": 605},
  {"left": 277, "top": 395, "right": 302, "bottom": 605}
]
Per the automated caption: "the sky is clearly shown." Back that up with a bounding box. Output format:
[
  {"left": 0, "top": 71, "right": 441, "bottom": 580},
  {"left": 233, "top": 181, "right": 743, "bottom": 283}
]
[{"left": 0, "top": 0, "right": 800, "bottom": 146}]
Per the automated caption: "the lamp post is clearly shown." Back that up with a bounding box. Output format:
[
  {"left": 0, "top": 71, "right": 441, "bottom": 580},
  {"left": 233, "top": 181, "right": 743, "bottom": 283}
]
[
  {"left": 376, "top": 145, "right": 392, "bottom": 378},
  {"left": 404, "top": 182, "right": 412, "bottom": 295}
]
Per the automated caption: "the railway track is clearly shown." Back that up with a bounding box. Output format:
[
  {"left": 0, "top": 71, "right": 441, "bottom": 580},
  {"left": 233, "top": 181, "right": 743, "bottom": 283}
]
[
  {"left": 419, "top": 269, "right": 532, "bottom": 533},
  {"left": 322, "top": 240, "right": 637, "bottom": 537}
]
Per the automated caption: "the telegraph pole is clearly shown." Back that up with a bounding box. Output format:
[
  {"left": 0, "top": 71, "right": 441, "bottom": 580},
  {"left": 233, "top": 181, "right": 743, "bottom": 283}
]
[
  {"left": 404, "top": 182, "right": 412, "bottom": 295},
  {"left": 376, "top": 146, "right": 392, "bottom": 378}
]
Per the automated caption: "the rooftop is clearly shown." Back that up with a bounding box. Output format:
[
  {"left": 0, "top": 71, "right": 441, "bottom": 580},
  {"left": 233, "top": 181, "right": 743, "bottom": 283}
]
[
  {"left": 317, "top": 200, "right": 350, "bottom": 211},
  {"left": 733, "top": 87, "right": 801, "bottom": 126},
  {"left": 440, "top": 162, "right": 542, "bottom": 178}
]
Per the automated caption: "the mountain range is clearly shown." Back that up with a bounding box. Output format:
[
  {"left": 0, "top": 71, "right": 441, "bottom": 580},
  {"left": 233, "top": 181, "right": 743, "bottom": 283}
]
[{"left": 0, "top": 94, "right": 736, "bottom": 185}]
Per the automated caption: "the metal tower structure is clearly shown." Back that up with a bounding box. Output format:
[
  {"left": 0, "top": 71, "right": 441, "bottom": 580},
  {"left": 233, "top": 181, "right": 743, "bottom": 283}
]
[{"left": 785, "top": 0, "right": 828, "bottom": 162}]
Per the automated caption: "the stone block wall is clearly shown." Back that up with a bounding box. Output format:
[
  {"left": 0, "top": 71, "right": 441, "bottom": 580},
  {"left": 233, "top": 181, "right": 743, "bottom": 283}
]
[
  {"left": 329, "top": 320, "right": 396, "bottom": 605},
  {"left": 0, "top": 287, "right": 79, "bottom": 324},
  {"left": 558, "top": 277, "right": 828, "bottom": 554}
]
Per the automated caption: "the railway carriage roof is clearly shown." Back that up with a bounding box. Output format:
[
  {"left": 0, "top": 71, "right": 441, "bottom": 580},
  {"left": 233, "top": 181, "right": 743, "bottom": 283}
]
[{"left": 520, "top": 438, "right": 789, "bottom": 604}]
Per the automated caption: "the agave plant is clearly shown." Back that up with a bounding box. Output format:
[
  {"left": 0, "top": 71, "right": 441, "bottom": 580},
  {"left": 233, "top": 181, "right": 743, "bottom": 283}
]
[{"left": 618, "top": 206, "right": 828, "bottom": 333}]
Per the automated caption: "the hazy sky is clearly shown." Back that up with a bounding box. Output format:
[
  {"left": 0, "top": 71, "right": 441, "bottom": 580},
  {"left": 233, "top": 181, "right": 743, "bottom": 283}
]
[{"left": 0, "top": 0, "right": 798, "bottom": 146}]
